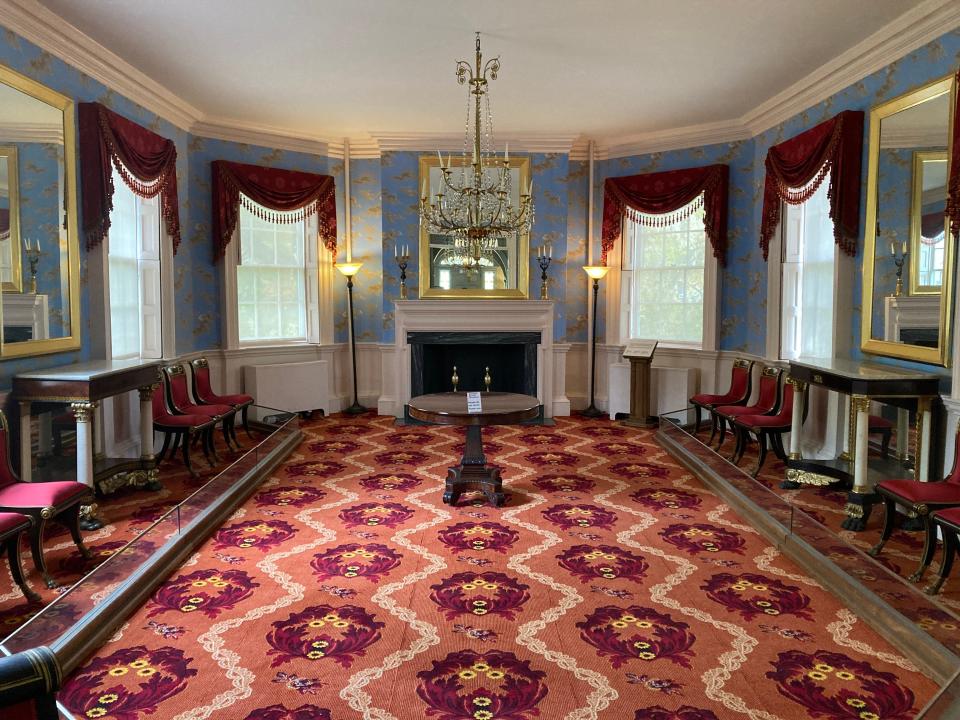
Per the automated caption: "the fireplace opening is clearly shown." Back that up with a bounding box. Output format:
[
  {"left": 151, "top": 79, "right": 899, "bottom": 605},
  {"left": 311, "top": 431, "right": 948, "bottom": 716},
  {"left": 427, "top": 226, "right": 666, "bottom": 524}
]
[{"left": 409, "top": 331, "right": 539, "bottom": 397}]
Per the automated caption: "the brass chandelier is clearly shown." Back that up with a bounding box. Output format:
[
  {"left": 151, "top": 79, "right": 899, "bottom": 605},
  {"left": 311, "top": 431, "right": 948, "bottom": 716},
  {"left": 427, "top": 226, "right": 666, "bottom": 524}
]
[{"left": 419, "top": 33, "right": 534, "bottom": 266}]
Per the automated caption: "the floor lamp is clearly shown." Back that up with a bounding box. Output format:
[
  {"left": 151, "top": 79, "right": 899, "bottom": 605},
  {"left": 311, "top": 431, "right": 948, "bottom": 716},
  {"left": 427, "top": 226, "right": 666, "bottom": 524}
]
[
  {"left": 581, "top": 265, "right": 610, "bottom": 418},
  {"left": 335, "top": 261, "right": 366, "bottom": 415}
]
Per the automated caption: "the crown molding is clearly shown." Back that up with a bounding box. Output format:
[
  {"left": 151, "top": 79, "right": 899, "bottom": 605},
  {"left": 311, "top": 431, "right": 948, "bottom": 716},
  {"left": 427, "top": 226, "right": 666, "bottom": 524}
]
[
  {"left": 370, "top": 131, "right": 579, "bottom": 154},
  {"left": 879, "top": 125, "right": 949, "bottom": 149},
  {"left": 1, "top": 0, "right": 201, "bottom": 129},
  {"left": 191, "top": 117, "right": 334, "bottom": 156},
  {"left": 599, "top": 120, "right": 752, "bottom": 160},
  {"left": 0, "top": 120, "right": 62, "bottom": 143},
  {"left": 742, "top": 0, "right": 960, "bottom": 136}
]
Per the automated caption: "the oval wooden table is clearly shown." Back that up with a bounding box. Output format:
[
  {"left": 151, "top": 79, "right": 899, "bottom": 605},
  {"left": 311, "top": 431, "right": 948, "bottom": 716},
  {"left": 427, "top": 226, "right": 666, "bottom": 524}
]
[{"left": 408, "top": 392, "right": 540, "bottom": 507}]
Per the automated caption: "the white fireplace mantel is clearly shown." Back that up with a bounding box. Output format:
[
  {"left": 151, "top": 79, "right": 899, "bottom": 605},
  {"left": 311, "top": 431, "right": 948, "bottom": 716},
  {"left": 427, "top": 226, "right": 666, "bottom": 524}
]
[{"left": 378, "top": 300, "right": 564, "bottom": 418}]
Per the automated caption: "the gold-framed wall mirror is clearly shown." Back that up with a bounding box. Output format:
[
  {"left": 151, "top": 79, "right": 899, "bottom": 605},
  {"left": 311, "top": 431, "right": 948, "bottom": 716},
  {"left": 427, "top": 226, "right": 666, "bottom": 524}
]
[
  {"left": 861, "top": 74, "right": 957, "bottom": 366},
  {"left": 418, "top": 154, "right": 530, "bottom": 299},
  {"left": 0, "top": 64, "right": 81, "bottom": 357}
]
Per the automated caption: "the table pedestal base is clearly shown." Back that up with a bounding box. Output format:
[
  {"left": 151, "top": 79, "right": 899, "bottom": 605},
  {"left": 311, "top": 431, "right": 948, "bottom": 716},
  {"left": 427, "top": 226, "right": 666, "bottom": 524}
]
[{"left": 443, "top": 425, "right": 505, "bottom": 507}]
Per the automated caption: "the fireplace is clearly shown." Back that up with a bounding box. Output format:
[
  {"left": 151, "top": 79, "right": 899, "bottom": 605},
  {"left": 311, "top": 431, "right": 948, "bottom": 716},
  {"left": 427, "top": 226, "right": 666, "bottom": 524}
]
[{"left": 409, "top": 331, "right": 539, "bottom": 396}]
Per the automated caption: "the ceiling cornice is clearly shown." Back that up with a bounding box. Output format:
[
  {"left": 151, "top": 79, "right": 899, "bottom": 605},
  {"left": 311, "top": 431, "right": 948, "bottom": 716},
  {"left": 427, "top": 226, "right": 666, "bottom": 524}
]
[
  {"left": 1, "top": 0, "right": 201, "bottom": 129},
  {"left": 0, "top": 120, "right": 62, "bottom": 142},
  {"left": 741, "top": 0, "right": 960, "bottom": 135},
  {"left": 1, "top": 0, "right": 958, "bottom": 160}
]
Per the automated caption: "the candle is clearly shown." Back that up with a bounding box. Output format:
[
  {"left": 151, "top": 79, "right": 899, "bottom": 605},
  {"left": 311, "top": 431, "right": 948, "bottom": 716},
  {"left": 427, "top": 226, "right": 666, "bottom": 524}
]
[
  {"left": 437, "top": 150, "right": 443, "bottom": 168},
  {"left": 548, "top": 243, "right": 552, "bottom": 259},
  {"left": 902, "top": 241, "right": 907, "bottom": 255},
  {"left": 504, "top": 143, "right": 509, "bottom": 161},
  {"left": 890, "top": 240, "right": 895, "bottom": 256}
]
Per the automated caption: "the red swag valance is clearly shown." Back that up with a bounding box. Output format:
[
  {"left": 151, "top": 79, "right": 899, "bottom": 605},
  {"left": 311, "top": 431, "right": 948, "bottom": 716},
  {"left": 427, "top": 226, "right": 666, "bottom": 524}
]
[
  {"left": 946, "top": 67, "right": 960, "bottom": 242},
  {"left": 760, "top": 110, "right": 864, "bottom": 260},
  {"left": 212, "top": 160, "right": 337, "bottom": 260},
  {"left": 79, "top": 102, "right": 181, "bottom": 252},
  {"left": 601, "top": 164, "right": 729, "bottom": 266}
]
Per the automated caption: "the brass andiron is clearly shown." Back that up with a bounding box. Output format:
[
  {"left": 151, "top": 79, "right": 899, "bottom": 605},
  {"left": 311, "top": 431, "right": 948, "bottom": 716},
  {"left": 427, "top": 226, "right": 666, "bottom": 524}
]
[
  {"left": 452, "top": 366, "right": 459, "bottom": 392},
  {"left": 395, "top": 243, "right": 410, "bottom": 300},
  {"left": 484, "top": 366, "right": 492, "bottom": 392},
  {"left": 536, "top": 244, "right": 552, "bottom": 300},
  {"left": 890, "top": 238, "right": 908, "bottom": 298}
]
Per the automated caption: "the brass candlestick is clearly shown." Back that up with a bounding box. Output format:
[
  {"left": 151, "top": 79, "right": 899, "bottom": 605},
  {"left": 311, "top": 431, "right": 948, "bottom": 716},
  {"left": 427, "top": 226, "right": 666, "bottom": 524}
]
[
  {"left": 484, "top": 366, "right": 492, "bottom": 392},
  {"left": 890, "top": 239, "right": 908, "bottom": 298},
  {"left": 536, "top": 244, "right": 553, "bottom": 300},
  {"left": 452, "top": 366, "right": 459, "bottom": 392},
  {"left": 395, "top": 243, "right": 410, "bottom": 300}
]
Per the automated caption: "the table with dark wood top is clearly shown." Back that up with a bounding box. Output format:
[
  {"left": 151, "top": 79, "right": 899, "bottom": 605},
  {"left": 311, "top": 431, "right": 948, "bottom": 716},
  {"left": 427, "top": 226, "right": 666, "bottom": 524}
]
[{"left": 408, "top": 392, "right": 540, "bottom": 507}]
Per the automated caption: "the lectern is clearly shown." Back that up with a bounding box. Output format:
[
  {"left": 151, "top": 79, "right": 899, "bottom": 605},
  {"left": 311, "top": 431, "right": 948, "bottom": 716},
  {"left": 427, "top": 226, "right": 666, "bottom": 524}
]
[{"left": 621, "top": 341, "right": 658, "bottom": 428}]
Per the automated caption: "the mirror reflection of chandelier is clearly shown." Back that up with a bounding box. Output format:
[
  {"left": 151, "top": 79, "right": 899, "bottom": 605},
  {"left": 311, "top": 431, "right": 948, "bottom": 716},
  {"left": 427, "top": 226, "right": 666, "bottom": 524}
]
[{"left": 419, "top": 32, "right": 534, "bottom": 267}]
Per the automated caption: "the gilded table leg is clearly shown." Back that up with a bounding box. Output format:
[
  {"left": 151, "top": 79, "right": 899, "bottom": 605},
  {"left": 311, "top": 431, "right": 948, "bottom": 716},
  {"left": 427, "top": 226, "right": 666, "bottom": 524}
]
[
  {"left": 71, "top": 401, "right": 104, "bottom": 531},
  {"left": 842, "top": 395, "right": 879, "bottom": 531}
]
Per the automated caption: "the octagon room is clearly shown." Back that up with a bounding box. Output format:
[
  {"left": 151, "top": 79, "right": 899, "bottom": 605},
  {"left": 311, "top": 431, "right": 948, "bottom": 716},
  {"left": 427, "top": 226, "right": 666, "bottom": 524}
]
[{"left": 1, "top": 1, "right": 960, "bottom": 718}]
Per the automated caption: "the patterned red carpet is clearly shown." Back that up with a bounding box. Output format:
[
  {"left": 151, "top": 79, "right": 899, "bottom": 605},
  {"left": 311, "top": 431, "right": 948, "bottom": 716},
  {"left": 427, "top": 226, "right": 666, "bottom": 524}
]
[{"left": 52, "top": 415, "right": 941, "bottom": 719}]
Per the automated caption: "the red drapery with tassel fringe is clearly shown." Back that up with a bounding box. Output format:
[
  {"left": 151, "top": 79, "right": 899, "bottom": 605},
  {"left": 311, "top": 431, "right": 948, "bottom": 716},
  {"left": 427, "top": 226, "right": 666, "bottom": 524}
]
[
  {"left": 212, "top": 160, "right": 337, "bottom": 260},
  {"left": 79, "top": 102, "right": 182, "bottom": 253},
  {"left": 601, "top": 164, "right": 729, "bottom": 266},
  {"left": 759, "top": 110, "right": 864, "bottom": 260}
]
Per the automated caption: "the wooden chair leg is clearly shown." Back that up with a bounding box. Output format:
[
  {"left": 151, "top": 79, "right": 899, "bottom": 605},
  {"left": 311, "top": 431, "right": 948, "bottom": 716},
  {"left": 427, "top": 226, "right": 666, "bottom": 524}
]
[
  {"left": 221, "top": 417, "right": 235, "bottom": 451},
  {"left": 61, "top": 504, "right": 91, "bottom": 560},
  {"left": 157, "top": 430, "right": 172, "bottom": 463},
  {"left": 925, "top": 527, "right": 957, "bottom": 595},
  {"left": 880, "top": 429, "right": 891, "bottom": 459},
  {"left": 228, "top": 415, "right": 243, "bottom": 449},
  {"left": 28, "top": 516, "right": 55, "bottom": 588},
  {"left": 715, "top": 416, "right": 728, "bottom": 448},
  {"left": 706, "top": 412, "right": 718, "bottom": 445},
  {"left": 207, "top": 427, "right": 220, "bottom": 463},
  {"left": 751, "top": 432, "right": 768, "bottom": 478},
  {"left": 5, "top": 533, "right": 39, "bottom": 602},
  {"left": 770, "top": 432, "right": 787, "bottom": 461},
  {"left": 182, "top": 430, "right": 197, "bottom": 477},
  {"left": 909, "top": 515, "right": 936, "bottom": 583},
  {"left": 730, "top": 425, "right": 745, "bottom": 463},
  {"left": 868, "top": 496, "right": 897, "bottom": 557},
  {"left": 242, "top": 405, "right": 253, "bottom": 440},
  {"left": 693, "top": 406, "right": 702, "bottom": 435}
]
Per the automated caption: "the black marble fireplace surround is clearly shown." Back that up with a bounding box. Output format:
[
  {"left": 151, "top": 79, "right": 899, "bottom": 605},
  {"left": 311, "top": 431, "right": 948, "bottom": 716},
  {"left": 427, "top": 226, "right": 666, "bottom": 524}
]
[{"left": 409, "top": 331, "right": 540, "bottom": 396}]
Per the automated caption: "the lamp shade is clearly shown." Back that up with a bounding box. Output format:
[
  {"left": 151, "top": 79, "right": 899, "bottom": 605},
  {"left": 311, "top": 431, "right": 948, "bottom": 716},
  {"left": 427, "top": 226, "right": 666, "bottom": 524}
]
[
  {"left": 582, "top": 265, "right": 610, "bottom": 280},
  {"left": 335, "top": 262, "right": 363, "bottom": 277}
]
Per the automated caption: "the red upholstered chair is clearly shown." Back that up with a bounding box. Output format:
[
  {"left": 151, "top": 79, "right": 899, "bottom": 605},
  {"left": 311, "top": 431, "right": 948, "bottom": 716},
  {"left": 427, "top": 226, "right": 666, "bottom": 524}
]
[
  {"left": 689, "top": 358, "right": 754, "bottom": 444},
  {"left": 713, "top": 366, "right": 783, "bottom": 449},
  {"left": 152, "top": 384, "right": 217, "bottom": 478},
  {"left": 162, "top": 364, "right": 237, "bottom": 454},
  {"left": 926, "top": 506, "right": 960, "bottom": 595},
  {"left": 190, "top": 357, "right": 255, "bottom": 442},
  {"left": 0, "top": 410, "right": 93, "bottom": 588},
  {"left": 731, "top": 382, "right": 796, "bottom": 477},
  {"left": 0, "top": 511, "right": 39, "bottom": 602},
  {"left": 869, "top": 424, "right": 960, "bottom": 583}
]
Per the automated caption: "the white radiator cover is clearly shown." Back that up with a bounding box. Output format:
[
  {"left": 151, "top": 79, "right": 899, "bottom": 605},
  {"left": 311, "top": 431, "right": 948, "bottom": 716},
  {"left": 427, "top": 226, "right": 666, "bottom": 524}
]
[{"left": 244, "top": 360, "right": 330, "bottom": 415}]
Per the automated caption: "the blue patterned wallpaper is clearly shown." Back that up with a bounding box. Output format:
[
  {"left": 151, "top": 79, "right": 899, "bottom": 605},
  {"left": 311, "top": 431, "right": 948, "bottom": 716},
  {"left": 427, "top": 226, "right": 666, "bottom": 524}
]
[{"left": 340, "top": 157, "right": 382, "bottom": 343}]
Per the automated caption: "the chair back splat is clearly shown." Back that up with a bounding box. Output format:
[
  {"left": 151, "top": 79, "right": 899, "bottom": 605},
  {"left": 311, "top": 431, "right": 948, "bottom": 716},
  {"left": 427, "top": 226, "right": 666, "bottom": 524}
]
[
  {"left": 728, "top": 359, "right": 753, "bottom": 404},
  {"left": 755, "top": 367, "right": 783, "bottom": 413},
  {"left": 191, "top": 357, "right": 215, "bottom": 404},
  {"left": 164, "top": 364, "right": 193, "bottom": 413}
]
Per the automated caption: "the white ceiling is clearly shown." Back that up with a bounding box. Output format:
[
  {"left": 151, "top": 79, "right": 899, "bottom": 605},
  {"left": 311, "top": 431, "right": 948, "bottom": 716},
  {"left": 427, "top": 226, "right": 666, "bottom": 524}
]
[{"left": 36, "top": 0, "right": 929, "bottom": 144}]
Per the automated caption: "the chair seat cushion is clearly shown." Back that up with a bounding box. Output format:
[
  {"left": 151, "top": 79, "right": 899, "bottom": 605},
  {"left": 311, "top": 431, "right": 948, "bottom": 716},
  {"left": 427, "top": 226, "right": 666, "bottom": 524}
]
[
  {"left": 877, "top": 479, "right": 960, "bottom": 506},
  {"left": 868, "top": 415, "right": 894, "bottom": 430},
  {"left": 735, "top": 413, "right": 791, "bottom": 429},
  {"left": 180, "top": 403, "right": 233, "bottom": 417},
  {"left": 207, "top": 393, "right": 253, "bottom": 406},
  {"left": 934, "top": 506, "right": 960, "bottom": 529},
  {"left": 715, "top": 404, "right": 771, "bottom": 418},
  {"left": 0, "top": 511, "right": 31, "bottom": 537},
  {"left": 690, "top": 392, "right": 741, "bottom": 407},
  {"left": 155, "top": 413, "right": 213, "bottom": 428},
  {"left": 0, "top": 481, "right": 90, "bottom": 509}
]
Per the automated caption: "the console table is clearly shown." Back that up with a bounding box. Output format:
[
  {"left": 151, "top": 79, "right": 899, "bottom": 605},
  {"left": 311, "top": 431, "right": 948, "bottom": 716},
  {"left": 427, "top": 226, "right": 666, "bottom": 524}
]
[
  {"left": 13, "top": 359, "right": 164, "bottom": 521},
  {"left": 783, "top": 357, "right": 941, "bottom": 531}
]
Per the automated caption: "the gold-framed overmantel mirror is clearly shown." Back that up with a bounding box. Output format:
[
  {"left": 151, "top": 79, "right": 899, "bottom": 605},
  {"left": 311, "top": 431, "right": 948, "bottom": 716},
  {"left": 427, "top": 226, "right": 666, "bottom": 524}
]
[
  {"left": 861, "top": 74, "right": 957, "bottom": 366},
  {"left": 418, "top": 154, "right": 530, "bottom": 299},
  {"left": 0, "top": 64, "right": 81, "bottom": 357}
]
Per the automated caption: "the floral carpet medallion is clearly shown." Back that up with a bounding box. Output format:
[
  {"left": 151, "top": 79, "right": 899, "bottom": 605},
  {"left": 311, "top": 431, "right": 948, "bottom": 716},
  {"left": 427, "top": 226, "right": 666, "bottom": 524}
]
[
  {"left": 430, "top": 571, "right": 531, "bottom": 620},
  {"left": 557, "top": 544, "right": 650, "bottom": 583},
  {"left": 416, "top": 649, "right": 548, "bottom": 720},
  {"left": 266, "top": 603, "right": 384, "bottom": 668},
  {"left": 49, "top": 415, "right": 941, "bottom": 719},
  {"left": 147, "top": 568, "right": 260, "bottom": 619},
  {"left": 310, "top": 542, "right": 403, "bottom": 582}
]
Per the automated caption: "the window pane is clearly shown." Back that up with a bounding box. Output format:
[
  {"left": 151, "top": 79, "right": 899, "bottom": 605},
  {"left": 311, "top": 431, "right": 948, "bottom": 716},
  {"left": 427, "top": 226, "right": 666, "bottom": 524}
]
[
  {"left": 628, "top": 199, "right": 705, "bottom": 345},
  {"left": 237, "top": 198, "right": 307, "bottom": 343}
]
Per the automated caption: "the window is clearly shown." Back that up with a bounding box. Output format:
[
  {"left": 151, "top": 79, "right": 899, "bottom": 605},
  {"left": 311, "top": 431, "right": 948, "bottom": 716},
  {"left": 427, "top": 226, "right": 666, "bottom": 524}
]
[
  {"left": 237, "top": 202, "right": 311, "bottom": 344},
  {"left": 779, "top": 179, "right": 835, "bottom": 360},
  {"left": 621, "top": 201, "right": 707, "bottom": 346},
  {"left": 108, "top": 168, "right": 162, "bottom": 359}
]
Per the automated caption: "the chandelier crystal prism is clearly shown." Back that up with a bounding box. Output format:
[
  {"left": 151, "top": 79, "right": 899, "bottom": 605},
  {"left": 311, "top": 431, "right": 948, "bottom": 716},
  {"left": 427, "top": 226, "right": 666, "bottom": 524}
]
[{"left": 419, "top": 33, "right": 534, "bottom": 266}]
